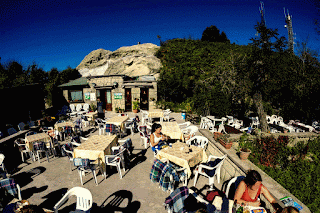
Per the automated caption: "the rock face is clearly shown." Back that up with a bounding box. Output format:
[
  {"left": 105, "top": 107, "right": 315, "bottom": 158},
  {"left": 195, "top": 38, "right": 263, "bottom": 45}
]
[{"left": 77, "top": 43, "right": 161, "bottom": 79}]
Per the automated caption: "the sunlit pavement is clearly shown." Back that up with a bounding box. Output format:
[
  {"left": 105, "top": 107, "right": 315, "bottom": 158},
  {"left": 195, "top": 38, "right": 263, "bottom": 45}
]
[{"left": 11, "top": 112, "right": 211, "bottom": 212}]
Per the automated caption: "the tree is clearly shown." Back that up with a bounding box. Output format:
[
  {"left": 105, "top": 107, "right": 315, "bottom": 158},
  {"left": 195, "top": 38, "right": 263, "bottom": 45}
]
[
  {"left": 201, "top": 25, "right": 230, "bottom": 43},
  {"left": 247, "top": 22, "right": 287, "bottom": 132}
]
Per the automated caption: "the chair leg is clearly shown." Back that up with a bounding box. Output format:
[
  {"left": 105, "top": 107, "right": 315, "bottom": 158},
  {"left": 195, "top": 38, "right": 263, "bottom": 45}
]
[
  {"left": 116, "top": 164, "right": 122, "bottom": 179},
  {"left": 92, "top": 170, "right": 98, "bottom": 185},
  {"left": 193, "top": 171, "right": 199, "bottom": 187},
  {"left": 46, "top": 151, "right": 50, "bottom": 163},
  {"left": 79, "top": 170, "right": 84, "bottom": 185},
  {"left": 144, "top": 138, "right": 149, "bottom": 149},
  {"left": 21, "top": 152, "right": 25, "bottom": 162}
]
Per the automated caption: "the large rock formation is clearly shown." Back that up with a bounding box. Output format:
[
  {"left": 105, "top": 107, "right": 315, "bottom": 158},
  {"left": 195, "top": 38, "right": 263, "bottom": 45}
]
[{"left": 77, "top": 43, "right": 161, "bottom": 79}]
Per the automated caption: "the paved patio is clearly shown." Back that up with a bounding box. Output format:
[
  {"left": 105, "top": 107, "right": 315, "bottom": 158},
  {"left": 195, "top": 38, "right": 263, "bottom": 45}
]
[{"left": 9, "top": 112, "right": 213, "bottom": 212}]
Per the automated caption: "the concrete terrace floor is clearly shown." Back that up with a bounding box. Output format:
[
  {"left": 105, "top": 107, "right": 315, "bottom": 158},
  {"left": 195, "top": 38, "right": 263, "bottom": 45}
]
[{"left": 10, "top": 112, "right": 213, "bottom": 213}]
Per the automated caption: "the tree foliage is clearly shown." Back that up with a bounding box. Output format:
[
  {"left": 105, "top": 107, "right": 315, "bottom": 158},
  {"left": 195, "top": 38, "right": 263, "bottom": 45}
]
[
  {"left": 156, "top": 38, "right": 250, "bottom": 116},
  {"left": 201, "top": 25, "right": 230, "bottom": 43},
  {"left": 0, "top": 60, "right": 80, "bottom": 108}
]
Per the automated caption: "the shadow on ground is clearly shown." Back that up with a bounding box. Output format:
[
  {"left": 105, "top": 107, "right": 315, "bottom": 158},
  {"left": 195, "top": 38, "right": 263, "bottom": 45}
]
[
  {"left": 39, "top": 187, "right": 69, "bottom": 210},
  {"left": 12, "top": 166, "right": 46, "bottom": 188},
  {"left": 100, "top": 190, "right": 140, "bottom": 213}
]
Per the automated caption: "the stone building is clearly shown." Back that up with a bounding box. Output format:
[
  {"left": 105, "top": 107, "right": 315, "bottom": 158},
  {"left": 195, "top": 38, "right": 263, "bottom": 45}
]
[{"left": 58, "top": 75, "right": 157, "bottom": 112}]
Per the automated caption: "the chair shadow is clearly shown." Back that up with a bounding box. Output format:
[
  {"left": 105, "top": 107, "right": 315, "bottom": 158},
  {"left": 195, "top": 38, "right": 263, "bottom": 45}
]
[
  {"left": 59, "top": 202, "right": 100, "bottom": 212},
  {"left": 11, "top": 166, "right": 46, "bottom": 188},
  {"left": 38, "top": 187, "right": 69, "bottom": 210},
  {"left": 125, "top": 149, "right": 147, "bottom": 172},
  {"left": 22, "top": 185, "right": 48, "bottom": 200},
  {"left": 100, "top": 190, "right": 141, "bottom": 213},
  {"left": 105, "top": 148, "right": 147, "bottom": 179}
]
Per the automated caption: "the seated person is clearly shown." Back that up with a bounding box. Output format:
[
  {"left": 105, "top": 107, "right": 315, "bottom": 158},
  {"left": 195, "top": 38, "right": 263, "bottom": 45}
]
[
  {"left": 234, "top": 170, "right": 279, "bottom": 210},
  {"left": 150, "top": 123, "right": 169, "bottom": 152}
]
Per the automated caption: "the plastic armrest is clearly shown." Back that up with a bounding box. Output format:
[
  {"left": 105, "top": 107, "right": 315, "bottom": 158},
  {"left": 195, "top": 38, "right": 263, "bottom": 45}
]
[{"left": 198, "top": 164, "right": 215, "bottom": 170}]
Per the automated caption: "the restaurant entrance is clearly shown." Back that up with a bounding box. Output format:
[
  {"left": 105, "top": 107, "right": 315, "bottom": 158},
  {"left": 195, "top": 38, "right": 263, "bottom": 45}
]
[
  {"left": 140, "top": 88, "right": 149, "bottom": 110},
  {"left": 125, "top": 88, "right": 132, "bottom": 112},
  {"left": 104, "top": 89, "right": 112, "bottom": 111}
]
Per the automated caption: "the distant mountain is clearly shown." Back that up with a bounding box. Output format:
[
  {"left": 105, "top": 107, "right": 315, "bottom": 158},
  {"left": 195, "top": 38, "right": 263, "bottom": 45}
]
[{"left": 77, "top": 43, "right": 162, "bottom": 79}]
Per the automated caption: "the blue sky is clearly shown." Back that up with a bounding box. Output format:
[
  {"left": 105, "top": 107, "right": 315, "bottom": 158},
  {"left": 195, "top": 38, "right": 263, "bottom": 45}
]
[{"left": 1, "top": 0, "right": 319, "bottom": 72}]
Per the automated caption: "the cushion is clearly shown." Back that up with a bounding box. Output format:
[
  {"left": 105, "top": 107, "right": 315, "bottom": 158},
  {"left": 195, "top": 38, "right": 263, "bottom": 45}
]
[
  {"left": 33, "top": 142, "right": 46, "bottom": 151},
  {"left": 73, "top": 158, "right": 90, "bottom": 167},
  {"left": 203, "top": 158, "right": 222, "bottom": 177},
  {"left": 105, "top": 124, "right": 115, "bottom": 133},
  {"left": 0, "top": 178, "right": 18, "bottom": 198}
]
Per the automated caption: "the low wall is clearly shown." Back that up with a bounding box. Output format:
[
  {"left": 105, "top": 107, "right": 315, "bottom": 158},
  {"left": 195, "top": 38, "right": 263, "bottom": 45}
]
[
  {"left": 0, "top": 129, "right": 37, "bottom": 173},
  {"left": 200, "top": 129, "right": 311, "bottom": 213}
]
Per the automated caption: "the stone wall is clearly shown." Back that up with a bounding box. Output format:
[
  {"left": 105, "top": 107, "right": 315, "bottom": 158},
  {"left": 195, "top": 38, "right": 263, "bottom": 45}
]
[{"left": 62, "top": 76, "right": 158, "bottom": 112}]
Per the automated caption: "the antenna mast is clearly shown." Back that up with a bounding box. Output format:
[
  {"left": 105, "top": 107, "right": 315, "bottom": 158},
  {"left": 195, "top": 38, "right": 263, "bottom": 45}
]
[
  {"left": 284, "top": 8, "right": 294, "bottom": 52},
  {"left": 259, "top": 2, "right": 266, "bottom": 27}
]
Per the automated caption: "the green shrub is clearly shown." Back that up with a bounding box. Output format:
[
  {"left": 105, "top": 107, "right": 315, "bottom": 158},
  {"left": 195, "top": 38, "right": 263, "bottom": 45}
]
[{"left": 248, "top": 136, "right": 320, "bottom": 212}]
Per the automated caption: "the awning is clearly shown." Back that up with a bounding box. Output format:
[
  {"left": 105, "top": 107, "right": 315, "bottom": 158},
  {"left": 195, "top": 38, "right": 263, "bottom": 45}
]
[
  {"left": 122, "top": 82, "right": 154, "bottom": 88},
  {"left": 94, "top": 86, "right": 114, "bottom": 89}
]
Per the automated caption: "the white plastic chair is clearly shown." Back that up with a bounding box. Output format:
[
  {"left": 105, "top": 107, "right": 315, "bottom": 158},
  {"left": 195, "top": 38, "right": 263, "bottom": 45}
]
[
  {"left": 14, "top": 138, "right": 33, "bottom": 162},
  {"left": 250, "top": 117, "right": 260, "bottom": 128},
  {"left": 181, "top": 125, "right": 198, "bottom": 140},
  {"left": 78, "top": 103, "right": 90, "bottom": 116},
  {"left": 140, "top": 110, "right": 149, "bottom": 124},
  {"left": 193, "top": 154, "right": 227, "bottom": 190},
  {"left": 105, "top": 147, "right": 127, "bottom": 179},
  {"left": 186, "top": 136, "right": 209, "bottom": 149},
  {"left": 54, "top": 187, "right": 92, "bottom": 213},
  {"left": 74, "top": 158, "right": 104, "bottom": 186},
  {"left": 178, "top": 122, "right": 191, "bottom": 129},
  {"left": 138, "top": 125, "right": 151, "bottom": 148},
  {"left": 0, "top": 154, "right": 8, "bottom": 176},
  {"left": 200, "top": 117, "right": 210, "bottom": 129},
  {"left": 17, "top": 122, "right": 26, "bottom": 131},
  {"left": 62, "top": 146, "right": 75, "bottom": 171},
  {"left": 124, "top": 121, "right": 135, "bottom": 136},
  {"left": 73, "top": 104, "right": 83, "bottom": 117},
  {"left": 232, "top": 119, "right": 243, "bottom": 129},
  {"left": 163, "top": 111, "right": 171, "bottom": 122},
  {"left": 32, "top": 142, "right": 50, "bottom": 163},
  {"left": 223, "top": 176, "right": 245, "bottom": 200},
  {"left": 68, "top": 104, "right": 78, "bottom": 118},
  {"left": 7, "top": 127, "right": 18, "bottom": 136}
]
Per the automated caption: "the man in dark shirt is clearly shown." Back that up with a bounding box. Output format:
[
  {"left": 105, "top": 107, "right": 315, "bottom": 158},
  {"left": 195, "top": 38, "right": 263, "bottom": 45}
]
[{"left": 97, "top": 98, "right": 104, "bottom": 119}]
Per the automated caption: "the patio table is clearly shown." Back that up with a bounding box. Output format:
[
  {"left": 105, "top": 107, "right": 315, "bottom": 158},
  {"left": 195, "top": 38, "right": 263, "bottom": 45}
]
[
  {"left": 160, "top": 122, "right": 184, "bottom": 142},
  {"left": 156, "top": 142, "right": 208, "bottom": 178},
  {"left": 206, "top": 116, "right": 225, "bottom": 126},
  {"left": 25, "top": 133, "right": 52, "bottom": 152},
  {"left": 105, "top": 116, "right": 129, "bottom": 132},
  {"left": 148, "top": 109, "right": 164, "bottom": 122},
  {"left": 84, "top": 111, "right": 98, "bottom": 121},
  {"left": 73, "top": 135, "right": 118, "bottom": 173},
  {"left": 54, "top": 121, "right": 75, "bottom": 130}
]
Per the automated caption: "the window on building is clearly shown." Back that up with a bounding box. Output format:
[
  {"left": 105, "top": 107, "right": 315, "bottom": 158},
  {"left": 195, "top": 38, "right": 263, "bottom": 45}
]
[{"left": 69, "top": 90, "right": 83, "bottom": 102}]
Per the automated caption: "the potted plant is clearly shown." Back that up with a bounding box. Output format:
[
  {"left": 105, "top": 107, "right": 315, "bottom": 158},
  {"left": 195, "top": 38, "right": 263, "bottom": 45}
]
[
  {"left": 133, "top": 99, "right": 140, "bottom": 113},
  {"left": 238, "top": 133, "right": 251, "bottom": 160},
  {"left": 90, "top": 103, "right": 97, "bottom": 112},
  {"left": 217, "top": 134, "right": 233, "bottom": 149},
  {"left": 214, "top": 132, "right": 223, "bottom": 141}
]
